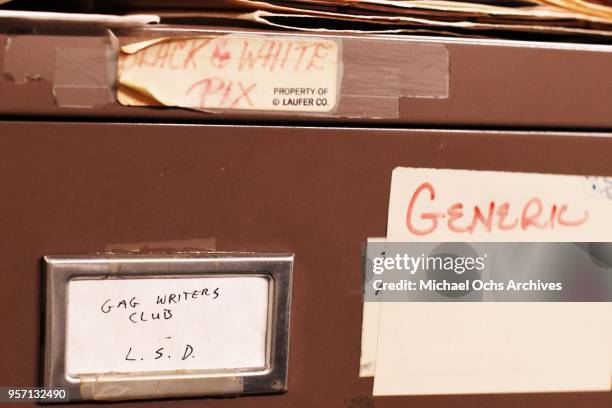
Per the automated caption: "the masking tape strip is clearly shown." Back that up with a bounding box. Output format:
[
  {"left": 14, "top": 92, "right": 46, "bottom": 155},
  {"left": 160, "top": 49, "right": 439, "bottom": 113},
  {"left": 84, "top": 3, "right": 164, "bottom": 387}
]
[
  {"left": 337, "top": 38, "right": 448, "bottom": 118},
  {"left": 117, "top": 33, "right": 448, "bottom": 119},
  {"left": 333, "top": 95, "right": 399, "bottom": 119},
  {"left": 341, "top": 38, "right": 449, "bottom": 99},
  {"left": 3, "top": 28, "right": 117, "bottom": 108},
  {"left": 78, "top": 373, "right": 244, "bottom": 401},
  {"left": 104, "top": 237, "right": 217, "bottom": 253}
]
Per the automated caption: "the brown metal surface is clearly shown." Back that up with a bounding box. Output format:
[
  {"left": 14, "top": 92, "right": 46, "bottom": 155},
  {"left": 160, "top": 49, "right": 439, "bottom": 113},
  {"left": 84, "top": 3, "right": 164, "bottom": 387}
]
[
  {"left": 0, "top": 121, "right": 610, "bottom": 407},
  {"left": 1, "top": 24, "right": 611, "bottom": 129}
]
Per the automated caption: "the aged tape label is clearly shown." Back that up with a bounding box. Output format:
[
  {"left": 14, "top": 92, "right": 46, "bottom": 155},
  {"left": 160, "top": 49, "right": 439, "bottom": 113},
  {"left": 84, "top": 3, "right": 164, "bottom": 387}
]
[{"left": 118, "top": 35, "right": 341, "bottom": 113}]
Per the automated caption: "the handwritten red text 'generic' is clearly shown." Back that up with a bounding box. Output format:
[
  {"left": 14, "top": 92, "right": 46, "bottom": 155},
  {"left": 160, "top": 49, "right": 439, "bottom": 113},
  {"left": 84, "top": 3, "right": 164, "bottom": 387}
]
[
  {"left": 405, "top": 182, "right": 589, "bottom": 236},
  {"left": 120, "top": 38, "right": 335, "bottom": 73}
]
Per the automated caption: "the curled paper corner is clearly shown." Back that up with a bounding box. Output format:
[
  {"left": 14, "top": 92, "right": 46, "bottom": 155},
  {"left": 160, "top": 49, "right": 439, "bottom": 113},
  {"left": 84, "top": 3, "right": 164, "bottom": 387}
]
[
  {"left": 116, "top": 77, "right": 166, "bottom": 107},
  {"left": 121, "top": 37, "right": 172, "bottom": 54},
  {"left": 117, "top": 35, "right": 217, "bottom": 109},
  {"left": 117, "top": 83, "right": 163, "bottom": 107}
]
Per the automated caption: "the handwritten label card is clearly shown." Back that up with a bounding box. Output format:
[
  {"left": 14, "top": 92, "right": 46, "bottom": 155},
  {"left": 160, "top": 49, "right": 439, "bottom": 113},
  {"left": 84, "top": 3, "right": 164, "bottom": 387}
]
[
  {"left": 387, "top": 167, "right": 612, "bottom": 241},
  {"left": 118, "top": 35, "right": 340, "bottom": 113},
  {"left": 66, "top": 277, "right": 269, "bottom": 376},
  {"left": 368, "top": 167, "right": 612, "bottom": 395}
]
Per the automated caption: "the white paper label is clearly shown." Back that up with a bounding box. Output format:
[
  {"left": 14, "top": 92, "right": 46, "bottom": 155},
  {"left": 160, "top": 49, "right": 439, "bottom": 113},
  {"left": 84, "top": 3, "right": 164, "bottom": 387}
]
[
  {"left": 65, "top": 277, "right": 269, "bottom": 376},
  {"left": 368, "top": 167, "right": 612, "bottom": 395},
  {"left": 118, "top": 35, "right": 340, "bottom": 113},
  {"left": 387, "top": 167, "right": 612, "bottom": 241}
]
